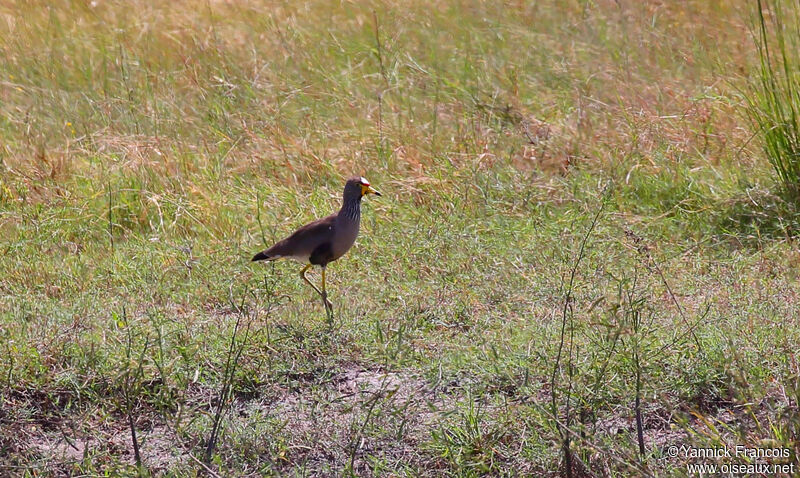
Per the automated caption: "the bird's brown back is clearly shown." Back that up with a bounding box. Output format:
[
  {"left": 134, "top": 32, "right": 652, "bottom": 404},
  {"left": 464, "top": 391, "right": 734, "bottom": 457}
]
[{"left": 252, "top": 214, "right": 337, "bottom": 262}]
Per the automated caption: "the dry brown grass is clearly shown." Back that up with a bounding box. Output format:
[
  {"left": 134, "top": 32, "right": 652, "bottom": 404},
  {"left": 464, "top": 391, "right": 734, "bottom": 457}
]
[{"left": 0, "top": 0, "right": 759, "bottom": 198}]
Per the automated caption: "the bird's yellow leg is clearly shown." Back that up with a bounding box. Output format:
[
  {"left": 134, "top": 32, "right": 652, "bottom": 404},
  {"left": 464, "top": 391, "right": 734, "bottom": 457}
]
[
  {"left": 321, "top": 267, "right": 333, "bottom": 309},
  {"left": 300, "top": 264, "right": 323, "bottom": 296}
]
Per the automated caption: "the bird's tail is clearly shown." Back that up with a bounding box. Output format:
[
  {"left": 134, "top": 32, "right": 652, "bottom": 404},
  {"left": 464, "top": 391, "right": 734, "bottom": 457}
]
[{"left": 251, "top": 250, "right": 277, "bottom": 262}]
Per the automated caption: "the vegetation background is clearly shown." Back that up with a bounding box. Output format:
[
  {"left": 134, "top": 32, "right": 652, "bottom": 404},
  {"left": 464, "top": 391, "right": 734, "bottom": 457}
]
[{"left": 1, "top": 0, "right": 798, "bottom": 476}]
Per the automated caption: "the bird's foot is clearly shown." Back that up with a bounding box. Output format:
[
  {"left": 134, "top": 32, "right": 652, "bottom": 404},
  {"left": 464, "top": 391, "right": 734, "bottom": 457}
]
[{"left": 321, "top": 293, "right": 335, "bottom": 325}]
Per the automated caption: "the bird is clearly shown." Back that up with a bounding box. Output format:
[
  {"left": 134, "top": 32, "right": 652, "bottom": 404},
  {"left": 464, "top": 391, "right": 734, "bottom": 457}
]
[{"left": 251, "top": 176, "right": 381, "bottom": 317}]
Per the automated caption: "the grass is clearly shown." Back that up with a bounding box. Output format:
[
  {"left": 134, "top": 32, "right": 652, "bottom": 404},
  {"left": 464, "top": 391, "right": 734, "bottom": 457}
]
[
  {"left": 748, "top": 0, "right": 800, "bottom": 204},
  {"left": 1, "top": 0, "right": 799, "bottom": 476}
]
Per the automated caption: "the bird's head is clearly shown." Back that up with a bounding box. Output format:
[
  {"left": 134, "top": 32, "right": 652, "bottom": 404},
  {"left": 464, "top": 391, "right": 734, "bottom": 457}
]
[{"left": 345, "top": 176, "right": 381, "bottom": 200}]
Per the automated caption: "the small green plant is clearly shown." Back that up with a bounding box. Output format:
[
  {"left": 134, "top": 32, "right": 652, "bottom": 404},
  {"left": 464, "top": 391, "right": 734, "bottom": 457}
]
[
  {"left": 204, "top": 287, "right": 255, "bottom": 466},
  {"left": 430, "top": 392, "right": 507, "bottom": 474},
  {"left": 747, "top": 0, "right": 800, "bottom": 202},
  {"left": 116, "top": 306, "right": 150, "bottom": 474}
]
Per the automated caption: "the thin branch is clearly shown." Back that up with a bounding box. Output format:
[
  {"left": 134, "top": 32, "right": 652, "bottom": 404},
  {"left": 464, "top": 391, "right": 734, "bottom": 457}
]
[{"left": 550, "top": 183, "right": 611, "bottom": 477}]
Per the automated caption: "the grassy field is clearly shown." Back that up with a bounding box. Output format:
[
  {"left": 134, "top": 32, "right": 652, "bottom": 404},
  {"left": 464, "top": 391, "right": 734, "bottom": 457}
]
[{"left": 1, "top": 0, "right": 799, "bottom": 476}]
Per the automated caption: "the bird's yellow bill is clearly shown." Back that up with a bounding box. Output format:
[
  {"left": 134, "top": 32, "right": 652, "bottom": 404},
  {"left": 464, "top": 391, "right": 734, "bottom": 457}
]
[{"left": 362, "top": 184, "right": 381, "bottom": 196}]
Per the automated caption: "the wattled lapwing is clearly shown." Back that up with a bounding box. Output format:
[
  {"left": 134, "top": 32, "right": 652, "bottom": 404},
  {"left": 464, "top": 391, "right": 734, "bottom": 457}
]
[{"left": 252, "top": 176, "right": 381, "bottom": 317}]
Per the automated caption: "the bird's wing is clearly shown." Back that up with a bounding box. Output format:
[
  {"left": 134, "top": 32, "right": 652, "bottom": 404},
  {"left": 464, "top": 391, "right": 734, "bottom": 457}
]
[{"left": 252, "top": 214, "right": 336, "bottom": 261}]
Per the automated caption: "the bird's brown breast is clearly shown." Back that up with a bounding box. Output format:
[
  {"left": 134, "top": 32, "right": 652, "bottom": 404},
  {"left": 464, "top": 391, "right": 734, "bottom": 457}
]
[{"left": 330, "top": 215, "right": 360, "bottom": 261}]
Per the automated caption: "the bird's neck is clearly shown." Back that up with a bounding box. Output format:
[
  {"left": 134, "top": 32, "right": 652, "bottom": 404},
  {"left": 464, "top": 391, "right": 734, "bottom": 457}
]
[{"left": 339, "top": 197, "right": 361, "bottom": 222}]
